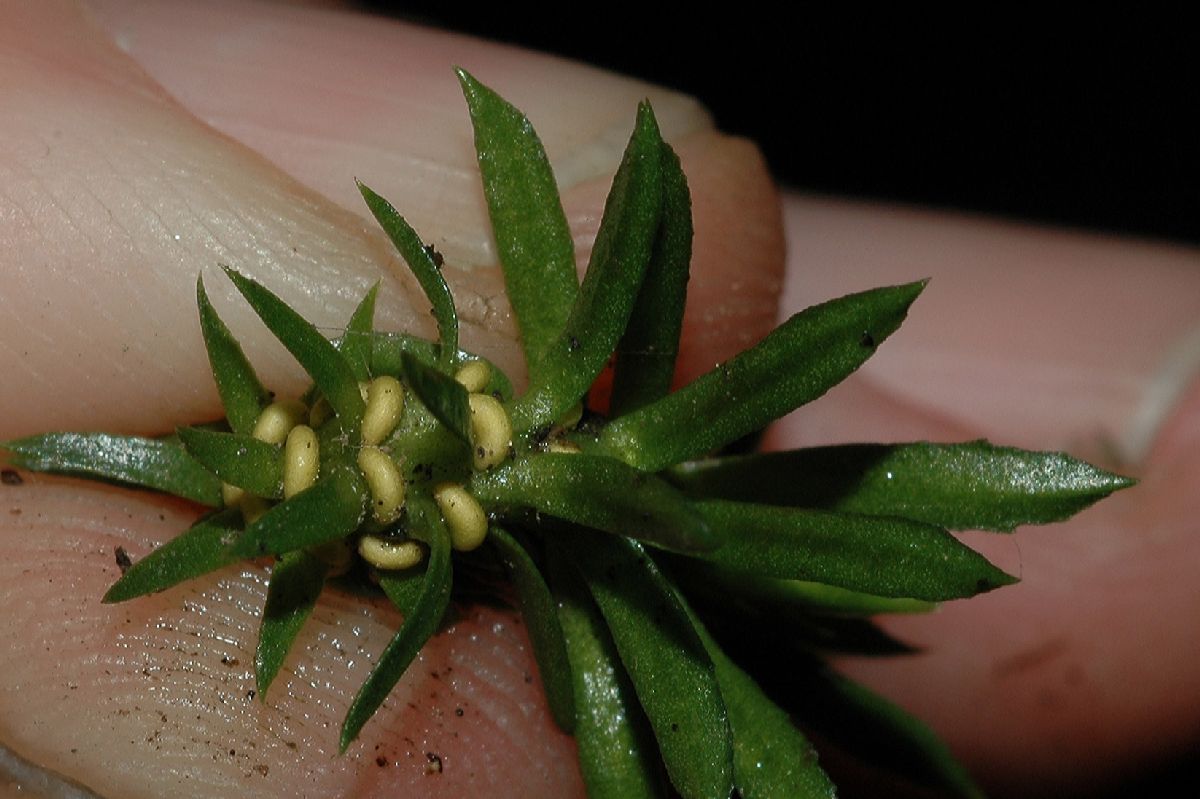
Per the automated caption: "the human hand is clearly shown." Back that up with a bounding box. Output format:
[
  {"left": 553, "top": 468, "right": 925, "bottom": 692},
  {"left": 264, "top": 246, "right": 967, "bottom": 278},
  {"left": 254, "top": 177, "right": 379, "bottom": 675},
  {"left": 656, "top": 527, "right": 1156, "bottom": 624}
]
[
  {"left": 1, "top": 1, "right": 778, "bottom": 796},
  {"left": 4, "top": 2, "right": 1197, "bottom": 798}
]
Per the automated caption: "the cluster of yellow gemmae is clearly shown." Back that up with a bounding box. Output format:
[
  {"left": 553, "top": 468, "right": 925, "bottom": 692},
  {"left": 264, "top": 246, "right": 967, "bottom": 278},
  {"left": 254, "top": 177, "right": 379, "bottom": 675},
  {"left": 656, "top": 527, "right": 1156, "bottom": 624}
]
[{"left": 220, "top": 359, "right": 516, "bottom": 574}]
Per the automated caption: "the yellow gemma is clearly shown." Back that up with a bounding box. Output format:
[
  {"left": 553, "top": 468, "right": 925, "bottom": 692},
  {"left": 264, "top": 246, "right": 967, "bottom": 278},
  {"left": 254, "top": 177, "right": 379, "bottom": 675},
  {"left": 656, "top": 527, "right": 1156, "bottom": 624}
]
[
  {"left": 468, "top": 393, "right": 512, "bottom": 470},
  {"left": 283, "top": 424, "right": 319, "bottom": 499},
  {"left": 434, "top": 483, "right": 488, "bottom": 552},
  {"left": 357, "top": 445, "right": 405, "bottom": 524},
  {"left": 454, "top": 360, "right": 490, "bottom": 393},
  {"left": 361, "top": 376, "right": 405, "bottom": 445},
  {"left": 358, "top": 535, "right": 425, "bottom": 570},
  {"left": 252, "top": 399, "right": 307, "bottom": 445}
]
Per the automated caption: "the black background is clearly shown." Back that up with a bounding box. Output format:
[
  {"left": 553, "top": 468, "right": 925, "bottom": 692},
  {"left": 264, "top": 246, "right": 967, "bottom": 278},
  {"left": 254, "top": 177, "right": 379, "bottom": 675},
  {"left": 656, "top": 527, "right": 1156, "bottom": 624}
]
[{"left": 361, "top": 6, "right": 1198, "bottom": 246}]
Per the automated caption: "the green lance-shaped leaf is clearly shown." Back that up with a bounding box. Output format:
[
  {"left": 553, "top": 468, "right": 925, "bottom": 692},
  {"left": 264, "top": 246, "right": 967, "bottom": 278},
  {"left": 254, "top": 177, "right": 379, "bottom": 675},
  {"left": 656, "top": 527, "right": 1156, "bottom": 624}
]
[
  {"left": 358, "top": 182, "right": 458, "bottom": 365},
  {"left": 692, "top": 500, "right": 1015, "bottom": 601},
  {"left": 103, "top": 508, "right": 243, "bottom": 603},
  {"left": 546, "top": 546, "right": 665, "bottom": 799},
  {"left": 370, "top": 332, "right": 513, "bottom": 400},
  {"left": 399, "top": 352, "right": 471, "bottom": 445},
  {"left": 772, "top": 660, "right": 985, "bottom": 799},
  {"left": 223, "top": 267, "right": 365, "bottom": 436},
  {"left": 489, "top": 526, "right": 575, "bottom": 732},
  {"left": 340, "top": 499, "right": 453, "bottom": 751},
  {"left": 696, "top": 569, "right": 936, "bottom": 617},
  {"left": 197, "top": 275, "right": 271, "bottom": 435},
  {"left": 256, "top": 549, "right": 328, "bottom": 698},
  {"left": 609, "top": 141, "right": 693, "bottom": 417},
  {"left": 3, "top": 433, "right": 223, "bottom": 507},
  {"left": 470, "top": 453, "right": 715, "bottom": 554},
  {"left": 176, "top": 427, "right": 282, "bottom": 499},
  {"left": 689, "top": 613, "right": 836, "bottom": 799},
  {"left": 510, "top": 102, "right": 665, "bottom": 437},
  {"left": 599, "top": 281, "right": 927, "bottom": 472},
  {"left": 564, "top": 530, "right": 733, "bottom": 799},
  {"left": 338, "top": 282, "right": 379, "bottom": 382},
  {"left": 231, "top": 467, "right": 366, "bottom": 559},
  {"left": 669, "top": 565, "right": 922, "bottom": 657},
  {"left": 670, "top": 440, "right": 1136, "bottom": 532},
  {"left": 457, "top": 69, "right": 579, "bottom": 377}
]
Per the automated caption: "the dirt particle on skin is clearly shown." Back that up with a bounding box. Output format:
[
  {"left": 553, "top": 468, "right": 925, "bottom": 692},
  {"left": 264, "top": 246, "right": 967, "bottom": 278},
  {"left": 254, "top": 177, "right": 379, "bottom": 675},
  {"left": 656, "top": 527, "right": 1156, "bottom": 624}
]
[
  {"left": 115, "top": 546, "right": 133, "bottom": 574},
  {"left": 1, "top": 469, "right": 23, "bottom": 485},
  {"left": 254, "top": 764, "right": 269, "bottom": 777},
  {"left": 246, "top": 690, "right": 256, "bottom": 701},
  {"left": 375, "top": 755, "right": 388, "bottom": 768},
  {"left": 221, "top": 655, "right": 239, "bottom": 667},
  {"left": 455, "top": 707, "right": 464, "bottom": 717},
  {"left": 423, "top": 244, "right": 444, "bottom": 268},
  {"left": 424, "top": 752, "right": 443, "bottom": 775}
]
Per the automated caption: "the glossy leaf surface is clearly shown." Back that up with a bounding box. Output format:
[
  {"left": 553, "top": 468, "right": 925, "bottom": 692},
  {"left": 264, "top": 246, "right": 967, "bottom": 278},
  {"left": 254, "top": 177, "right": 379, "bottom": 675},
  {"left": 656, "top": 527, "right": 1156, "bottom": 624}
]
[
  {"left": 510, "top": 103, "right": 664, "bottom": 436},
  {"left": 599, "top": 281, "right": 926, "bottom": 472},
  {"left": 340, "top": 501, "right": 452, "bottom": 751},
  {"left": 370, "top": 333, "right": 512, "bottom": 400},
  {"left": 566, "top": 532, "right": 732, "bottom": 799},
  {"left": 490, "top": 527, "right": 575, "bottom": 732},
  {"left": 458, "top": 69, "right": 578, "bottom": 378},
  {"left": 197, "top": 275, "right": 270, "bottom": 435},
  {"left": 609, "top": 142, "right": 692, "bottom": 417},
  {"left": 358, "top": 182, "right": 458, "bottom": 364},
  {"left": 692, "top": 618, "right": 836, "bottom": 798},
  {"left": 224, "top": 268, "right": 365, "bottom": 435},
  {"left": 548, "top": 547, "right": 664, "bottom": 799},
  {"left": 399, "top": 352, "right": 471, "bottom": 445},
  {"left": 176, "top": 426, "right": 282, "bottom": 498},
  {"left": 693, "top": 500, "right": 1015, "bottom": 601},
  {"left": 670, "top": 440, "right": 1135, "bottom": 531},
  {"left": 103, "top": 509, "right": 243, "bottom": 603},
  {"left": 3, "top": 432, "right": 222, "bottom": 507},
  {"left": 231, "top": 467, "right": 365, "bottom": 558},
  {"left": 470, "top": 453, "right": 714, "bottom": 554},
  {"left": 256, "top": 549, "right": 328, "bottom": 697}
]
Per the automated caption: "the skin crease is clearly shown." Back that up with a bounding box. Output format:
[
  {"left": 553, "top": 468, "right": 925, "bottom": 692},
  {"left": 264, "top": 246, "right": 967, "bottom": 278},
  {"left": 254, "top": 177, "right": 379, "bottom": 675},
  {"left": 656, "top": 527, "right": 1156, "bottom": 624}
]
[{"left": 1, "top": 2, "right": 1198, "bottom": 798}]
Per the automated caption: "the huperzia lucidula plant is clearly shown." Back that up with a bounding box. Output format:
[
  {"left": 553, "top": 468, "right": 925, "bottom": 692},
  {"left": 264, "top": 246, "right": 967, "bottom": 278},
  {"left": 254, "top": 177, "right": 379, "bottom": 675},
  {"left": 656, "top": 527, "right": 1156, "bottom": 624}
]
[{"left": 1, "top": 70, "right": 1132, "bottom": 798}]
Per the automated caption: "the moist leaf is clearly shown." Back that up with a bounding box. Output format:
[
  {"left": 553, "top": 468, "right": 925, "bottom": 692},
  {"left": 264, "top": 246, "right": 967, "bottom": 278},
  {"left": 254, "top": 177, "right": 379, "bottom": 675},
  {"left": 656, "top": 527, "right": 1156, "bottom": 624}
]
[
  {"left": 223, "top": 267, "right": 365, "bottom": 436},
  {"left": 564, "top": 531, "right": 733, "bottom": 799},
  {"left": 338, "top": 283, "right": 379, "bottom": 382},
  {"left": 598, "top": 281, "right": 927, "bottom": 472},
  {"left": 231, "top": 467, "right": 366, "bottom": 558},
  {"left": 546, "top": 546, "right": 665, "bottom": 798},
  {"left": 197, "top": 275, "right": 270, "bottom": 434},
  {"left": 691, "top": 500, "right": 1015, "bottom": 601},
  {"left": 176, "top": 426, "right": 282, "bottom": 499},
  {"left": 457, "top": 69, "right": 579, "bottom": 377},
  {"left": 670, "top": 441, "right": 1136, "bottom": 531},
  {"left": 256, "top": 549, "right": 328, "bottom": 697},
  {"left": 3, "top": 432, "right": 223, "bottom": 507},
  {"left": 103, "top": 508, "right": 243, "bottom": 602},
  {"left": 469, "top": 453, "right": 714, "bottom": 554},
  {"left": 609, "top": 141, "right": 692, "bottom": 417},
  {"left": 370, "top": 333, "right": 513, "bottom": 400},
  {"left": 340, "top": 499, "right": 453, "bottom": 751},
  {"left": 510, "top": 103, "right": 664, "bottom": 437},
  {"left": 690, "top": 614, "right": 836, "bottom": 798},
  {"left": 358, "top": 182, "right": 458, "bottom": 365},
  {"left": 399, "top": 352, "right": 471, "bottom": 445},
  {"left": 489, "top": 526, "right": 575, "bottom": 732}
]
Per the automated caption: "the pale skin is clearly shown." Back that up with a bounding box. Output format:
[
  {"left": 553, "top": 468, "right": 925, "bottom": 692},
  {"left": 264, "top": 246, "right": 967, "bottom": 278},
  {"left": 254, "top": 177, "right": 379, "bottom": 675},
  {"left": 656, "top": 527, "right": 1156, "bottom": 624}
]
[{"left": 2, "top": 1, "right": 1198, "bottom": 797}]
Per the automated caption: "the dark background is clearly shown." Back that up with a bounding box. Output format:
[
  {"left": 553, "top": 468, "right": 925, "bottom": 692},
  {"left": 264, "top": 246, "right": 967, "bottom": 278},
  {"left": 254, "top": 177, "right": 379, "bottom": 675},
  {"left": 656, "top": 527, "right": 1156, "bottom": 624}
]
[{"left": 361, "top": 6, "right": 1198, "bottom": 246}]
